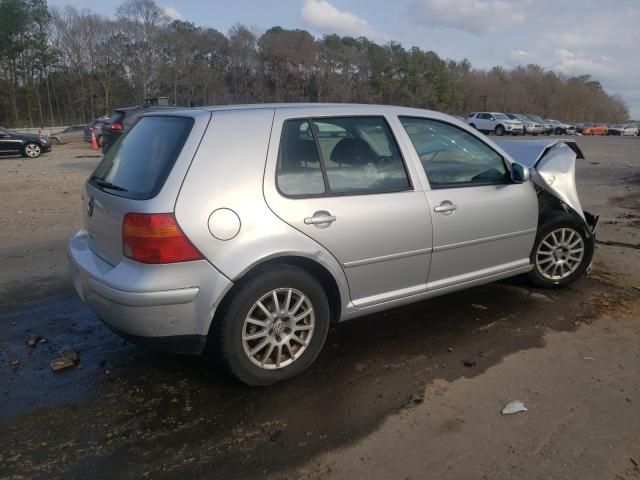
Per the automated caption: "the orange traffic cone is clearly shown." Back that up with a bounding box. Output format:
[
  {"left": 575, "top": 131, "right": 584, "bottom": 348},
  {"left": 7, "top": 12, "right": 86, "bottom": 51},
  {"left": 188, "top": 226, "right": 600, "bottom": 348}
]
[{"left": 91, "top": 128, "right": 99, "bottom": 151}]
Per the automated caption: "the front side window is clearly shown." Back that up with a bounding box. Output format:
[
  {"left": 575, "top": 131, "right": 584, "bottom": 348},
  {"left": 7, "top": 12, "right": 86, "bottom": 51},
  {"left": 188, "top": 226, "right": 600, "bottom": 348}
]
[
  {"left": 277, "top": 116, "right": 411, "bottom": 196},
  {"left": 400, "top": 117, "right": 508, "bottom": 188}
]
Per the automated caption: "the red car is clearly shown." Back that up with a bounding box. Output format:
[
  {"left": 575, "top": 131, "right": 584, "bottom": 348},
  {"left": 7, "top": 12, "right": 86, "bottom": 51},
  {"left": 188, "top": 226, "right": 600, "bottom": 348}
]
[{"left": 580, "top": 124, "right": 608, "bottom": 135}]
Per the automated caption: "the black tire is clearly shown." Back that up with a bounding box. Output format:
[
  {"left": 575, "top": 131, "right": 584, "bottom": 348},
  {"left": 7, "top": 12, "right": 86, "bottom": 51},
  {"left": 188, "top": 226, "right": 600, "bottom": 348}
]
[
  {"left": 22, "top": 142, "right": 42, "bottom": 158},
  {"left": 555, "top": 128, "right": 562, "bottom": 135},
  {"left": 469, "top": 123, "right": 477, "bottom": 130},
  {"left": 495, "top": 124, "right": 505, "bottom": 136},
  {"left": 527, "top": 213, "right": 594, "bottom": 288},
  {"left": 212, "top": 265, "right": 330, "bottom": 386}
]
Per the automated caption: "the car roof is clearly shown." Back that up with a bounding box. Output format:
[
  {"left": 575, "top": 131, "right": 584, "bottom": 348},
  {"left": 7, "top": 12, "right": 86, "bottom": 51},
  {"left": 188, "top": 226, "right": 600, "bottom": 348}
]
[{"left": 151, "top": 103, "right": 457, "bottom": 119}]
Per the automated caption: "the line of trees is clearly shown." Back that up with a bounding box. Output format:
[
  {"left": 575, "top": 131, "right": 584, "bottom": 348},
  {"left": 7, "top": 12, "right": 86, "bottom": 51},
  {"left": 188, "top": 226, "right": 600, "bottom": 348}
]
[{"left": 0, "top": 0, "right": 630, "bottom": 128}]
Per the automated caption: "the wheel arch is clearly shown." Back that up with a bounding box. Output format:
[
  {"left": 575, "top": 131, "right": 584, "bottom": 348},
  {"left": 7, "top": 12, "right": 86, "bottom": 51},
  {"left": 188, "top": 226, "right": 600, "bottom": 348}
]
[{"left": 211, "top": 254, "right": 345, "bottom": 336}]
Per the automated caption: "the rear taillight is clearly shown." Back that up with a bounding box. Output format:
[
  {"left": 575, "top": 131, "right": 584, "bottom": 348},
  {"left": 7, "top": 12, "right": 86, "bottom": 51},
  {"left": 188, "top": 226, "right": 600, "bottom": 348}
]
[
  {"left": 123, "top": 213, "right": 203, "bottom": 264},
  {"left": 110, "top": 123, "right": 123, "bottom": 131}
]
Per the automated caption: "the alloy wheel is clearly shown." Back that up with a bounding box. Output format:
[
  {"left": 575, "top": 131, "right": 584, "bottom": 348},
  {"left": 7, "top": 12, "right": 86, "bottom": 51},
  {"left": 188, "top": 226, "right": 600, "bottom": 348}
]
[
  {"left": 242, "top": 288, "right": 315, "bottom": 370},
  {"left": 25, "top": 144, "right": 41, "bottom": 158},
  {"left": 535, "top": 228, "right": 585, "bottom": 281}
]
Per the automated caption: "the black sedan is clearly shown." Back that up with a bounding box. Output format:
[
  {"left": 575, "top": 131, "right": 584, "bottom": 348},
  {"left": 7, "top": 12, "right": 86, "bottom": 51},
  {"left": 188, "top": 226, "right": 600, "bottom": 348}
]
[{"left": 0, "top": 127, "right": 51, "bottom": 158}]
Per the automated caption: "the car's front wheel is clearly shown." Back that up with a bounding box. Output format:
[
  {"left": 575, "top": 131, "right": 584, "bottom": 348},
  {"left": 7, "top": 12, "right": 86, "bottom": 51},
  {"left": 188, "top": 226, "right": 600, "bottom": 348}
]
[
  {"left": 528, "top": 213, "right": 594, "bottom": 288},
  {"left": 495, "top": 125, "right": 505, "bottom": 136},
  {"left": 212, "top": 265, "right": 330, "bottom": 386},
  {"left": 23, "top": 143, "right": 42, "bottom": 158}
]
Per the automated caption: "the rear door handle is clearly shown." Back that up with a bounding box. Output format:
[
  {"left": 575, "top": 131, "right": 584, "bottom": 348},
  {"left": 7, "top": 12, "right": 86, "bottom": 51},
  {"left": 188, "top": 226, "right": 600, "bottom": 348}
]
[
  {"left": 434, "top": 201, "right": 457, "bottom": 214},
  {"left": 304, "top": 210, "right": 336, "bottom": 228}
]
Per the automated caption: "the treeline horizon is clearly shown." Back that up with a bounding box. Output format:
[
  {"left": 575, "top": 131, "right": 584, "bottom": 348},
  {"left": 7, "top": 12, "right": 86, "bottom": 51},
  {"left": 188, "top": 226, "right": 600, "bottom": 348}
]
[{"left": 0, "top": 0, "right": 631, "bottom": 128}]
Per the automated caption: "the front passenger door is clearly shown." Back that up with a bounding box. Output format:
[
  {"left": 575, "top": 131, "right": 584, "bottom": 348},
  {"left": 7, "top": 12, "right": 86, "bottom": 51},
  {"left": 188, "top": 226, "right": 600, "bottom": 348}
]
[{"left": 399, "top": 117, "right": 538, "bottom": 290}]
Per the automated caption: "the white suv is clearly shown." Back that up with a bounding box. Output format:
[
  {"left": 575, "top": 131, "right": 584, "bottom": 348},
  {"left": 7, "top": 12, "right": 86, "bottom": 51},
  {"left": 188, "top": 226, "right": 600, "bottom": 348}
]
[{"left": 467, "top": 112, "right": 524, "bottom": 136}]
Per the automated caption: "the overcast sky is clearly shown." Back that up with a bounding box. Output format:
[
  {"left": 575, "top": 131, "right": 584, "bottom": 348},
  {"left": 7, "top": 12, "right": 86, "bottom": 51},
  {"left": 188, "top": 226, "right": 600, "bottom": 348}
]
[{"left": 49, "top": 0, "right": 640, "bottom": 117}]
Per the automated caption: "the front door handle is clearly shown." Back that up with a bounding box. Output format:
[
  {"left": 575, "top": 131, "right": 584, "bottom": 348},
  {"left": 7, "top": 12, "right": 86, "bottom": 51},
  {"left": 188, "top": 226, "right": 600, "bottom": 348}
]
[
  {"left": 434, "top": 201, "right": 457, "bottom": 215},
  {"left": 304, "top": 210, "right": 336, "bottom": 228}
]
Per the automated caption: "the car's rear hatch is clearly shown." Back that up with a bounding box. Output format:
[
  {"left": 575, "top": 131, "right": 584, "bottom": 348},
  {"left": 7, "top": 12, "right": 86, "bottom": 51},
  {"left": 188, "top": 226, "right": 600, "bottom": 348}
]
[{"left": 84, "top": 110, "right": 210, "bottom": 266}]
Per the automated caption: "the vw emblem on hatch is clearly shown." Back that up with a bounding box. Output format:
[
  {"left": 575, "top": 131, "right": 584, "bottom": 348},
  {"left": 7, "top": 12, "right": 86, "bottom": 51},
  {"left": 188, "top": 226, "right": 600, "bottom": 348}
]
[{"left": 87, "top": 195, "right": 95, "bottom": 217}]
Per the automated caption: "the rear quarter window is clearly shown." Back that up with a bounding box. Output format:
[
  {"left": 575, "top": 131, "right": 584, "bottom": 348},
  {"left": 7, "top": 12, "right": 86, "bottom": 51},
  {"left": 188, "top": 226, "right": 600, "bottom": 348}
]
[{"left": 90, "top": 116, "right": 194, "bottom": 200}]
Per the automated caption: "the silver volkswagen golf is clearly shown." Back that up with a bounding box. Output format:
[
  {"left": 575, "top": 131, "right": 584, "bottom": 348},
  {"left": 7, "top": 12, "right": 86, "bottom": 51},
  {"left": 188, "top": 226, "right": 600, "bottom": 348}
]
[{"left": 68, "top": 104, "right": 598, "bottom": 385}]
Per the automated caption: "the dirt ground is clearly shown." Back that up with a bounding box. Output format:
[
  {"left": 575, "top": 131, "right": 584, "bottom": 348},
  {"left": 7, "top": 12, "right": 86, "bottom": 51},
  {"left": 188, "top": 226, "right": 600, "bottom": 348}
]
[{"left": 0, "top": 136, "right": 639, "bottom": 479}]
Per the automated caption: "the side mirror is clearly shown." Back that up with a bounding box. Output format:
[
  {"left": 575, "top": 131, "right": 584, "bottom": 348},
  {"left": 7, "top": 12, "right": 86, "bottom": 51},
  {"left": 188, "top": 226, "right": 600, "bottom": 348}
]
[{"left": 511, "top": 163, "right": 530, "bottom": 183}]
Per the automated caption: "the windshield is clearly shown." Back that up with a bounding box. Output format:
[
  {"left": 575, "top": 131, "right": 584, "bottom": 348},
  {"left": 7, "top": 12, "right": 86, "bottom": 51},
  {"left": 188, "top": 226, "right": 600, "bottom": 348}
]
[
  {"left": 90, "top": 116, "right": 194, "bottom": 199},
  {"left": 527, "top": 114, "right": 544, "bottom": 122},
  {"left": 494, "top": 113, "right": 508, "bottom": 120}
]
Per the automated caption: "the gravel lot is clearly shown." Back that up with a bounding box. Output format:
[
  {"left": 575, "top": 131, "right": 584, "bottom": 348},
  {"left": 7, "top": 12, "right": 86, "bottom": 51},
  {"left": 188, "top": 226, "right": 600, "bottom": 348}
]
[{"left": 0, "top": 136, "right": 639, "bottom": 479}]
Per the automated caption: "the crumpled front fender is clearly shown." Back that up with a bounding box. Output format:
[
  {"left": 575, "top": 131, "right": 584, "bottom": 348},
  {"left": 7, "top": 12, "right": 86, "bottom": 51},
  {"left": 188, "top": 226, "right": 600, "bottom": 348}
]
[{"left": 495, "top": 139, "right": 588, "bottom": 223}]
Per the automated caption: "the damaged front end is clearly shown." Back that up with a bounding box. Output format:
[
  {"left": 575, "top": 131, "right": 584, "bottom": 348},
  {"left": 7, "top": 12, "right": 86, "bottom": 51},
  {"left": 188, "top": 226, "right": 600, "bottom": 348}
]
[{"left": 496, "top": 139, "right": 599, "bottom": 238}]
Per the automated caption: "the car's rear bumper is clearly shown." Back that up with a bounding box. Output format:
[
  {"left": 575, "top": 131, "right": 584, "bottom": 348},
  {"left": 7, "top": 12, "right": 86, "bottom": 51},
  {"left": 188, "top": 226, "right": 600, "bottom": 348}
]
[{"left": 68, "top": 230, "right": 233, "bottom": 355}]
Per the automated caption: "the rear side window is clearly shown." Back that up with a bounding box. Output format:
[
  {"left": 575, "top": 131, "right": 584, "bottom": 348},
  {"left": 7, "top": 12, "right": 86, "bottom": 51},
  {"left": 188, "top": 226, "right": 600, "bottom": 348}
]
[
  {"left": 277, "top": 116, "right": 410, "bottom": 197},
  {"left": 90, "top": 116, "right": 194, "bottom": 199},
  {"left": 276, "top": 120, "right": 325, "bottom": 196}
]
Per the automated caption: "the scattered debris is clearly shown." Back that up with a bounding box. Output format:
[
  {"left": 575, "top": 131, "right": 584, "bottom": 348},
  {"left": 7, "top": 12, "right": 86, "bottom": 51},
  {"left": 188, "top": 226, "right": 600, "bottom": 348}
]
[
  {"left": 478, "top": 321, "right": 499, "bottom": 332},
  {"left": 463, "top": 359, "right": 477, "bottom": 367},
  {"left": 51, "top": 357, "right": 75, "bottom": 372},
  {"left": 11, "top": 359, "right": 20, "bottom": 369},
  {"left": 471, "top": 303, "right": 488, "bottom": 311},
  {"left": 502, "top": 400, "right": 527, "bottom": 415},
  {"left": 447, "top": 347, "right": 454, "bottom": 353},
  {"left": 408, "top": 393, "right": 424, "bottom": 406},
  {"left": 596, "top": 239, "right": 640, "bottom": 250},
  {"left": 582, "top": 356, "right": 594, "bottom": 361},
  {"left": 50, "top": 346, "right": 79, "bottom": 372},
  {"left": 59, "top": 346, "right": 79, "bottom": 362}
]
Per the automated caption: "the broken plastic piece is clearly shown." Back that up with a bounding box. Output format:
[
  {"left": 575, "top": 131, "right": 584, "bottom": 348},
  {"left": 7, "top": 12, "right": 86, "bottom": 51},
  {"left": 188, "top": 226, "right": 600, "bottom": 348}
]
[{"left": 502, "top": 400, "right": 527, "bottom": 415}]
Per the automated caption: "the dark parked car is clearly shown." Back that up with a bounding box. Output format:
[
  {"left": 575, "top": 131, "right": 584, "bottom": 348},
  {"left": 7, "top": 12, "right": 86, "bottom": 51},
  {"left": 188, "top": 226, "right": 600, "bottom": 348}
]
[
  {"left": 0, "top": 127, "right": 51, "bottom": 158},
  {"left": 84, "top": 117, "right": 110, "bottom": 146},
  {"left": 101, "top": 103, "right": 182, "bottom": 153}
]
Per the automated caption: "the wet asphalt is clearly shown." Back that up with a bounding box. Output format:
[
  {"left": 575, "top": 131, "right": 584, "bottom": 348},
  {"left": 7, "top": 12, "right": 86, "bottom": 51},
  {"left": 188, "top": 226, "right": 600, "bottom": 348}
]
[{"left": 1, "top": 275, "right": 630, "bottom": 479}]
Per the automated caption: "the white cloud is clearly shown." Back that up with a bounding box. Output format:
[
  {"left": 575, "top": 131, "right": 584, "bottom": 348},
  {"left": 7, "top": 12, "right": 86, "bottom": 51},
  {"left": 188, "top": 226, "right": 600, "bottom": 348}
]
[
  {"left": 408, "top": 0, "right": 527, "bottom": 34},
  {"left": 300, "top": 0, "right": 383, "bottom": 38},
  {"left": 508, "top": 49, "right": 617, "bottom": 78},
  {"left": 162, "top": 5, "right": 184, "bottom": 21}
]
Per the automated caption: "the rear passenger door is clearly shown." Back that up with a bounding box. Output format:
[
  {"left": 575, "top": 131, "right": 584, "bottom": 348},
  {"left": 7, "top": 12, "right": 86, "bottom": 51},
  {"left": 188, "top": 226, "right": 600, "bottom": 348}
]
[
  {"left": 399, "top": 117, "right": 538, "bottom": 290},
  {"left": 264, "top": 113, "right": 433, "bottom": 308}
]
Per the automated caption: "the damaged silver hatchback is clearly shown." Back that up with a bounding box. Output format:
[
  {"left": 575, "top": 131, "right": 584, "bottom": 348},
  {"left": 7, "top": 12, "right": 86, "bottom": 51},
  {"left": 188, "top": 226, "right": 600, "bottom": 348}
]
[{"left": 68, "top": 104, "right": 598, "bottom": 385}]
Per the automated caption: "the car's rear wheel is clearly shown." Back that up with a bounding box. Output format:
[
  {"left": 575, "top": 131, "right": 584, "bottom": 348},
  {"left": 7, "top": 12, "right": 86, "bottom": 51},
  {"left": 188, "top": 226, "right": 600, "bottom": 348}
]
[
  {"left": 495, "top": 125, "right": 505, "bottom": 136},
  {"left": 555, "top": 127, "right": 562, "bottom": 135},
  {"left": 23, "top": 143, "right": 42, "bottom": 158},
  {"left": 469, "top": 123, "right": 477, "bottom": 130},
  {"left": 212, "top": 265, "right": 330, "bottom": 386},
  {"left": 528, "top": 213, "right": 594, "bottom": 288}
]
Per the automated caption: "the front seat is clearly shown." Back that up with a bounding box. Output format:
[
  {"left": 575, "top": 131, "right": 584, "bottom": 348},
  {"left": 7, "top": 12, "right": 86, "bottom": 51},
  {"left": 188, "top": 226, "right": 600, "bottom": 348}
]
[{"left": 330, "top": 137, "right": 378, "bottom": 166}]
